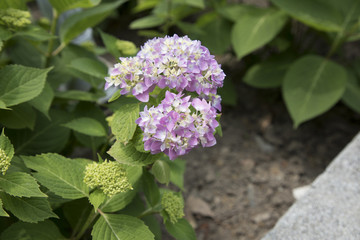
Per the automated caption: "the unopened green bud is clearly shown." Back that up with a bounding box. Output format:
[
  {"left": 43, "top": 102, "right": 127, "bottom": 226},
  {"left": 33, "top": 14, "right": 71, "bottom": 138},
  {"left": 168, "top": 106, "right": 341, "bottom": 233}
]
[
  {"left": 84, "top": 160, "right": 132, "bottom": 197},
  {"left": 161, "top": 192, "right": 184, "bottom": 223},
  {"left": 0, "top": 149, "right": 11, "bottom": 175},
  {"left": 116, "top": 40, "right": 137, "bottom": 56},
  {"left": 0, "top": 8, "right": 31, "bottom": 29}
]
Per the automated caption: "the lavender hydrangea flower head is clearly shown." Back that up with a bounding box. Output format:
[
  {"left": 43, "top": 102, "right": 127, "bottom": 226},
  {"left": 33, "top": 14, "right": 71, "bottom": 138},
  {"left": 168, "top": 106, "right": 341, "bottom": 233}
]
[
  {"left": 136, "top": 91, "right": 219, "bottom": 160},
  {"left": 105, "top": 35, "right": 225, "bottom": 102}
]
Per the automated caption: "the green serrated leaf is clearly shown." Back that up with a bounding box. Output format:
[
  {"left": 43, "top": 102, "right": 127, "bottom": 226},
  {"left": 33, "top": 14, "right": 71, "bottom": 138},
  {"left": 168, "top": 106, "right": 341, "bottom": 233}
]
[
  {"left": 142, "top": 170, "right": 160, "bottom": 207},
  {"left": 231, "top": 8, "right": 287, "bottom": 59},
  {"left": 0, "top": 172, "right": 47, "bottom": 198},
  {"left": 0, "top": 220, "right": 66, "bottom": 240},
  {"left": 6, "top": 110, "right": 71, "bottom": 155},
  {"left": 92, "top": 214, "right": 155, "bottom": 240},
  {"left": 49, "top": 0, "right": 101, "bottom": 14},
  {"left": 0, "top": 198, "right": 9, "bottom": 217},
  {"left": 60, "top": 0, "right": 127, "bottom": 44},
  {"left": 29, "top": 83, "right": 54, "bottom": 119},
  {"left": 131, "top": 126, "right": 147, "bottom": 153},
  {"left": 22, "top": 153, "right": 89, "bottom": 199},
  {"left": 152, "top": 160, "right": 170, "bottom": 184},
  {"left": 130, "top": 15, "right": 165, "bottom": 29},
  {"left": 0, "top": 104, "right": 36, "bottom": 130},
  {"left": 63, "top": 117, "right": 107, "bottom": 137},
  {"left": 7, "top": 37, "right": 45, "bottom": 68},
  {"left": 110, "top": 103, "right": 139, "bottom": 143},
  {"left": 101, "top": 166, "right": 142, "bottom": 212},
  {"left": 0, "top": 192, "right": 57, "bottom": 223},
  {"left": 0, "top": 65, "right": 52, "bottom": 107},
  {"left": 89, "top": 189, "right": 107, "bottom": 211},
  {"left": 283, "top": 55, "right": 347, "bottom": 127},
  {"left": 165, "top": 218, "right": 196, "bottom": 240},
  {"left": 108, "top": 141, "right": 159, "bottom": 166}
]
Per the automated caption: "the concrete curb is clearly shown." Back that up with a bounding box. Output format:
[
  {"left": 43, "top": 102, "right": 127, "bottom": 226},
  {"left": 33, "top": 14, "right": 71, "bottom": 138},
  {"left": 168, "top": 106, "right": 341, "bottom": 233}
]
[{"left": 262, "top": 132, "right": 360, "bottom": 240}]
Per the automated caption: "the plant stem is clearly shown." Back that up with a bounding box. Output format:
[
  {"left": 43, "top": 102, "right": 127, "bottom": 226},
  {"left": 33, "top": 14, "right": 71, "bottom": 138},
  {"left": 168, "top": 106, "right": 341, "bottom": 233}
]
[
  {"left": 137, "top": 203, "right": 161, "bottom": 219},
  {"left": 45, "top": 8, "right": 58, "bottom": 67},
  {"left": 73, "top": 209, "right": 99, "bottom": 240}
]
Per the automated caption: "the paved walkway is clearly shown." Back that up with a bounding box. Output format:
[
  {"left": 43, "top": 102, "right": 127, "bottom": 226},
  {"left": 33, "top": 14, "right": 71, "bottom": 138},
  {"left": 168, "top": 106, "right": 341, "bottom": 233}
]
[{"left": 262, "top": 133, "right": 360, "bottom": 240}]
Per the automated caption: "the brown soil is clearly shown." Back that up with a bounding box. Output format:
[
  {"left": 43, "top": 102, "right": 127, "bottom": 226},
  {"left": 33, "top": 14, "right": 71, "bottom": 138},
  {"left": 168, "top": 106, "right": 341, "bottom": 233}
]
[{"left": 171, "top": 83, "right": 359, "bottom": 240}]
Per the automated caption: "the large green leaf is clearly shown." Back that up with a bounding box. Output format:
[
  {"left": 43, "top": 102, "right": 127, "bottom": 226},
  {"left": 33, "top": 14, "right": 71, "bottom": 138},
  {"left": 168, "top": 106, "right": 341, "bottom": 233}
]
[
  {"left": 15, "top": 26, "right": 57, "bottom": 42},
  {"left": 342, "top": 70, "right": 360, "bottom": 113},
  {"left": 165, "top": 218, "right": 196, "bottom": 240},
  {"left": 166, "top": 158, "right": 185, "bottom": 191},
  {"left": 243, "top": 53, "right": 295, "bottom": 88},
  {"left": 101, "top": 166, "right": 142, "bottom": 212},
  {"left": 63, "top": 117, "right": 107, "bottom": 137},
  {"left": 0, "top": 65, "right": 52, "bottom": 107},
  {"left": 22, "top": 153, "right": 89, "bottom": 199},
  {"left": 0, "top": 193, "right": 57, "bottom": 223},
  {"left": 92, "top": 214, "right": 154, "bottom": 240},
  {"left": 270, "top": 0, "right": 356, "bottom": 32},
  {"left": 7, "top": 110, "right": 71, "bottom": 155},
  {"left": 152, "top": 160, "right": 170, "bottom": 184},
  {"left": 0, "top": 220, "right": 66, "bottom": 240},
  {"left": 130, "top": 15, "right": 165, "bottom": 29},
  {"left": 142, "top": 170, "right": 160, "bottom": 207},
  {"left": 217, "top": 4, "right": 260, "bottom": 22},
  {"left": 49, "top": 0, "right": 101, "bottom": 14},
  {"left": 68, "top": 58, "right": 107, "bottom": 80},
  {"left": 28, "top": 83, "right": 54, "bottom": 119},
  {"left": 0, "top": 104, "right": 36, "bottom": 130},
  {"left": 231, "top": 8, "right": 287, "bottom": 59},
  {"left": 60, "top": 0, "right": 127, "bottom": 44},
  {"left": 108, "top": 141, "right": 159, "bottom": 166},
  {"left": 110, "top": 102, "right": 139, "bottom": 143},
  {"left": 0, "top": 172, "right": 46, "bottom": 198},
  {"left": 282, "top": 55, "right": 347, "bottom": 127},
  {"left": 7, "top": 37, "right": 45, "bottom": 68}
]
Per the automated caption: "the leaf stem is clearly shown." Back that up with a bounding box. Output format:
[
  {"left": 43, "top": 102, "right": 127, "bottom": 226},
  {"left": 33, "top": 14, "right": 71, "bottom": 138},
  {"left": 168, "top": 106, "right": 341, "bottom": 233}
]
[
  {"left": 73, "top": 209, "right": 99, "bottom": 240},
  {"left": 137, "top": 203, "right": 161, "bottom": 219},
  {"left": 45, "top": 8, "right": 58, "bottom": 67}
]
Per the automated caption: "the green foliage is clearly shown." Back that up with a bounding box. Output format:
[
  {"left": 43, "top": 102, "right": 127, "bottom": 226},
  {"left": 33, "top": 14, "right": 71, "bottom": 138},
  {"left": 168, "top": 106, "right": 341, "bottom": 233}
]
[
  {"left": 152, "top": 159, "right": 170, "bottom": 184},
  {"left": 282, "top": 55, "right": 347, "bottom": 127},
  {"left": 48, "top": 0, "right": 101, "bottom": 14},
  {"left": 342, "top": 70, "right": 360, "bottom": 113},
  {"left": 92, "top": 213, "right": 155, "bottom": 240},
  {"left": 165, "top": 218, "right": 196, "bottom": 240},
  {"left": 63, "top": 117, "right": 107, "bottom": 137}
]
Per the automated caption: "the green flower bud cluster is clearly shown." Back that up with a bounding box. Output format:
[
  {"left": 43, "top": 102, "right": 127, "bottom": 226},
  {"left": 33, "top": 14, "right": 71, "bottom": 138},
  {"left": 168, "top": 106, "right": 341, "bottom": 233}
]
[
  {"left": 84, "top": 160, "right": 133, "bottom": 197},
  {"left": 161, "top": 192, "right": 184, "bottom": 223},
  {"left": 115, "top": 39, "right": 138, "bottom": 56},
  {"left": 0, "top": 8, "right": 31, "bottom": 29},
  {"left": 0, "top": 148, "right": 11, "bottom": 175}
]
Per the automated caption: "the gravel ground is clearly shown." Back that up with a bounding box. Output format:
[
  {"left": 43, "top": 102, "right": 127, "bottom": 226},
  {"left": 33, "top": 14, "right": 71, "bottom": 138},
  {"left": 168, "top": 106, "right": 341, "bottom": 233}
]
[{"left": 173, "top": 83, "right": 360, "bottom": 240}]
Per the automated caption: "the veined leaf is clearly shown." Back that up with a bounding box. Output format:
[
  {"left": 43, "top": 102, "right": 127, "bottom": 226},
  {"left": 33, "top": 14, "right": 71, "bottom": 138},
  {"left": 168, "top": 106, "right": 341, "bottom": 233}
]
[
  {"left": 270, "top": 0, "right": 349, "bottom": 32},
  {"left": 60, "top": 0, "right": 127, "bottom": 44},
  {"left": 108, "top": 141, "right": 159, "bottom": 166},
  {"left": 110, "top": 102, "right": 139, "bottom": 143},
  {"left": 92, "top": 214, "right": 154, "bottom": 240},
  {"left": 152, "top": 160, "right": 170, "bottom": 184},
  {"left": 0, "top": 172, "right": 46, "bottom": 198},
  {"left": 49, "top": 0, "right": 101, "bottom": 14},
  {"left": 29, "top": 82, "right": 54, "bottom": 119},
  {"left": 283, "top": 55, "right": 347, "bottom": 127},
  {"left": 0, "top": 104, "right": 36, "bottom": 130},
  {"left": 0, "top": 220, "right": 66, "bottom": 240},
  {"left": 165, "top": 218, "right": 196, "bottom": 240},
  {"left": 7, "top": 110, "right": 71, "bottom": 155},
  {"left": 231, "top": 8, "right": 287, "bottom": 59},
  {"left": 0, "top": 193, "right": 57, "bottom": 223},
  {"left": 22, "top": 153, "right": 89, "bottom": 199},
  {"left": 62, "top": 117, "right": 107, "bottom": 137},
  {"left": 0, "top": 65, "right": 52, "bottom": 107},
  {"left": 89, "top": 189, "right": 107, "bottom": 211}
]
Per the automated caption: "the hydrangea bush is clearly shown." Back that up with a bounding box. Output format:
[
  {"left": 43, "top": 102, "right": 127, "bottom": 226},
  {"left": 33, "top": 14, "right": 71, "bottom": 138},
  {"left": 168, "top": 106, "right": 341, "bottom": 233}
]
[{"left": 0, "top": 1, "right": 223, "bottom": 239}]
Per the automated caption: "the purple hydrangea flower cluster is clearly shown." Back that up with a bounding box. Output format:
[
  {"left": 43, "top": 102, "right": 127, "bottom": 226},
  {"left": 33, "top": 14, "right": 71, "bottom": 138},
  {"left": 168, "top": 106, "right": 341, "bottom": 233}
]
[
  {"left": 136, "top": 91, "right": 218, "bottom": 160},
  {"left": 106, "top": 35, "right": 225, "bottom": 160},
  {"left": 105, "top": 34, "right": 225, "bottom": 102}
]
